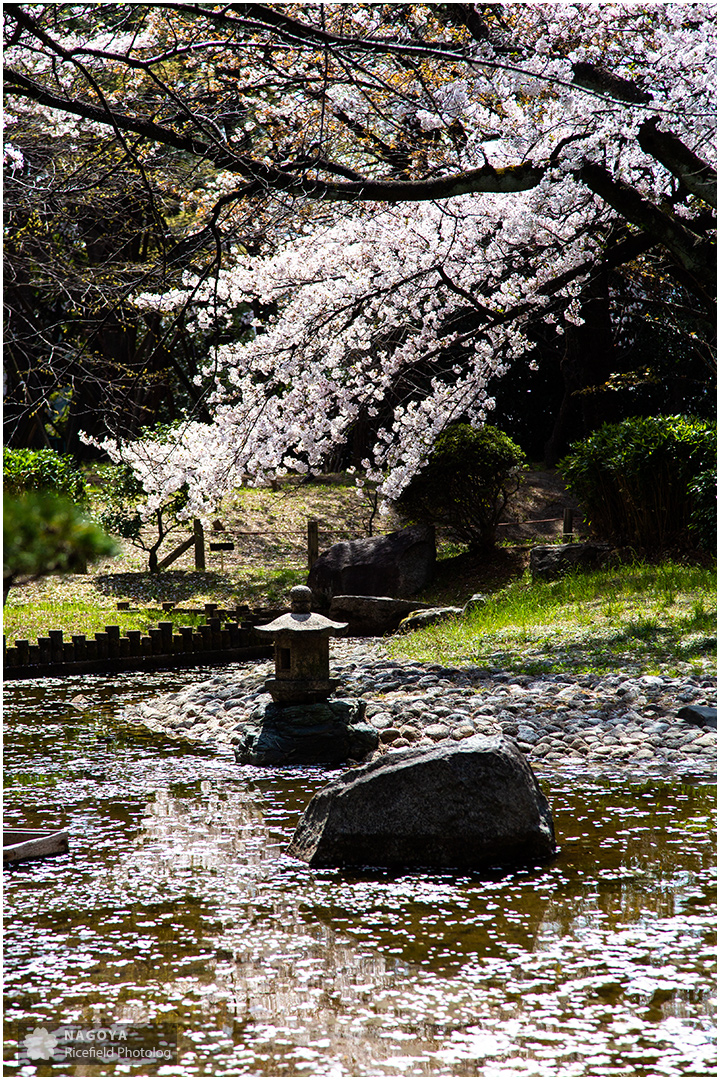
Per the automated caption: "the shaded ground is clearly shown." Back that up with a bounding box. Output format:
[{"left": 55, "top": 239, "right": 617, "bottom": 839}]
[
  {"left": 419, "top": 546, "right": 533, "bottom": 607},
  {"left": 7, "top": 470, "right": 583, "bottom": 613},
  {"left": 497, "top": 469, "right": 585, "bottom": 542},
  {"left": 414, "top": 468, "right": 587, "bottom": 607}
]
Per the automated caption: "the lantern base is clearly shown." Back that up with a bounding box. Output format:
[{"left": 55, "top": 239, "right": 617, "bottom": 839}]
[
  {"left": 233, "top": 698, "right": 379, "bottom": 767},
  {"left": 264, "top": 677, "right": 341, "bottom": 705}
]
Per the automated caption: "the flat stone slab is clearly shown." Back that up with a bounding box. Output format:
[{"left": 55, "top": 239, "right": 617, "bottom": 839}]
[
  {"left": 328, "top": 596, "right": 429, "bottom": 636},
  {"left": 678, "top": 705, "right": 717, "bottom": 729},
  {"left": 287, "top": 734, "right": 556, "bottom": 871},
  {"left": 233, "top": 699, "right": 379, "bottom": 766}
]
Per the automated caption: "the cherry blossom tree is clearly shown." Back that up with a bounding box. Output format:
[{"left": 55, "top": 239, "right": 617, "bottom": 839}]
[{"left": 4, "top": 3, "right": 715, "bottom": 519}]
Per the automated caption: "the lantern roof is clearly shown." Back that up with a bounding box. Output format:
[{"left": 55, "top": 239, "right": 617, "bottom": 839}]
[
  {"left": 255, "top": 585, "right": 346, "bottom": 635},
  {"left": 255, "top": 610, "right": 347, "bottom": 634}
]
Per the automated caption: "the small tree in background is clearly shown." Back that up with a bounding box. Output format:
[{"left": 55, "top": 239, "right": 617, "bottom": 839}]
[
  {"left": 96, "top": 463, "right": 191, "bottom": 574},
  {"left": 3, "top": 492, "right": 117, "bottom": 603},
  {"left": 394, "top": 424, "right": 526, "bottom": 552},
  {"left": 560, "top": 416, "right": 716, "bottom": 554}
]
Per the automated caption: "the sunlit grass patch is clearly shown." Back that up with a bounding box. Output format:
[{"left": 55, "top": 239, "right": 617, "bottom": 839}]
[
  {"left": 390, "top": 561, "right": 717, "bottom": 676},
  {"left": 3, "top": 562, "right": 312, "bottom": 643},
  {"left": 2, "top": 598, "right": 208, "bottom": 642},
  {"left": 232, "top": 563, "right": 306, "bottom": 605}
]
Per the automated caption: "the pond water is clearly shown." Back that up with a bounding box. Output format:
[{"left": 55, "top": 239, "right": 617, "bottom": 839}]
[{"left": 3, "top": 668, "right": 716, "bottom": 1077}]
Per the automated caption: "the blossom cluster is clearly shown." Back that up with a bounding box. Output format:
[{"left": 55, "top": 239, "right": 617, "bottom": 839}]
[{"left": 15, "top": 3, "right": 713, "bottom": 519}]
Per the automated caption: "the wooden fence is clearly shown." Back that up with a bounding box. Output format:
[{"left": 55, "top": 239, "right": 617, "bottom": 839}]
[
  {"left": 165, "top": 512, "right": 575, "bottom": 573},
  {"left": 159, "top": 518, "right": 326, "bottom": 572},
  {"left": 3, "top": 603, "right": 278, "bottom": 681}
]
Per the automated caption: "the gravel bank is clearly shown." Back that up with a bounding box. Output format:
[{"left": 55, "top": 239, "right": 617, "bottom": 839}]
[{"left": 129, "top": 639, "right": 716, "bottom": 777}]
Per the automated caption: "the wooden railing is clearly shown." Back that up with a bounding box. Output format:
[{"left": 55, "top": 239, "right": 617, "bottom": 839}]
[{"left": 157, "top": 518, "right": 326, "bottom": 572}]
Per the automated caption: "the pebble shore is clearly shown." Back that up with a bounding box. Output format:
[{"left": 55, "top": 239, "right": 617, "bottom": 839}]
[{"left": 130, "top": 640, "right": 716, "bottom": 776}]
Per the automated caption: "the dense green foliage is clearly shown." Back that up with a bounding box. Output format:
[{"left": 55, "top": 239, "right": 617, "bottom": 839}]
[
  {"left": 3, "top": 492, "right": 117, "bottom": 601},
  {"left": 3, "top": 447, "right": 88, "bottom": 502},
  {"left": 560, "top": 416, "right": 716, "bottom": 553},
  {"left": 395, "top": 424, "right": 526, "bottom": 551},
  {"left": 687, "top": 469, "right": 717, "bottom": 553}
]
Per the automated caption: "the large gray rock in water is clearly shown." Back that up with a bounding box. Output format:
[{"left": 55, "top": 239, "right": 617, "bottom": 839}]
[
  {"left": 308, "top": 524, "right": 435, "bottom": 600},
  {"left": 233, "top": 700, "right": 378, "bottom": 766},
  {"left": 530, "top": 542, "right": 611, "bottom": 581},
  {"left": 287, "top": 735, "right": 556, "bottom": 871},
  {"left": 328, "top": 595, "right": 429, "bottom": 636}
]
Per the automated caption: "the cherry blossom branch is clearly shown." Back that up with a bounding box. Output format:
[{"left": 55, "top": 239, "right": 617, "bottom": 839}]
[
  {"left": 578, "top": 161, "right": 716, "bottom": 298},
  {"left": 637, "top": 118, "right": 717, "bottom": 208},
  {"left": 168, "top": 3, "right": 671, "bottom": 110}
]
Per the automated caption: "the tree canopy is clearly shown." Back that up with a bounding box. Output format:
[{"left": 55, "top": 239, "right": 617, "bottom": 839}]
[{"left": 4, "top": 3, "right": 716, "bottom": 513}]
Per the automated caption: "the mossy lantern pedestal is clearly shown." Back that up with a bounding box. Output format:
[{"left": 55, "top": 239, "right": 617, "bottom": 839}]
[
  {"left": 232, "top": 586, "right": 379, "bottom": 767},
  {"left": 257, "top": 586, "right": 347, "bottom": 705}
]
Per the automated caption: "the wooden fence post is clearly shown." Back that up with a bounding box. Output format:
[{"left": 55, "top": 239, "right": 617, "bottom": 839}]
[
  {"left": 307, "top": 518, "right": 319, "bottom": 570},
  {"left": 157, "top": 535, "right": 195, "bottom": 571},
  {"left": 49, "top": 630, "right": 64, "bottom": 664},
  {"left": 194, "top": 519, "right": 206, "bottom": 570},
  {"left": 563, "top": 508, "right": 574, "bottom": 543}
]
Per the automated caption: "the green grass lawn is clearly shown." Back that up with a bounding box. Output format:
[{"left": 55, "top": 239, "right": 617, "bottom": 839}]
[
  {"left": 5, "top": 560, "right": 715, "bottom": 679},
  {"left": 2, "top": 599, "right": 213, "bottom": 642},
  {"left": 390, "top": 561, "right": 717, "bottom": 677},
  {"left": 4, "top": 467, "right": 715, "bottom": 679}
]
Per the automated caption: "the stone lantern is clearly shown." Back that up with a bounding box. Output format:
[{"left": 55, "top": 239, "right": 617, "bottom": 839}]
[
  {"left": 255, "top": 585, "right": 347, "bottom": 705},
  {"left": 234, "top": 585, "right": 377, "bottom": 766}
]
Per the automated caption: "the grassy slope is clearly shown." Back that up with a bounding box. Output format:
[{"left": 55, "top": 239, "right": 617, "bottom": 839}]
[
  {"left": 4, "top": 474, "right": 377, "bottom": 635},
  {"left": 4, "top": 472, "right": 716, "bottom": 677},
  {"left": 390, "top": 562, "right": 716, "bottom": 678}
]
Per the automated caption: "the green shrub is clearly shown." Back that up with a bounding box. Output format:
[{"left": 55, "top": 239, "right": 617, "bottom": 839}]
[
  {"left": 560, "top": 416, "right": 716, "bottom": 553},
  {"left": 96, "top": 463, "right": 146, "bottom": 543},
  {"left": 688, "top": 469, "right": 717, "bottom": 553},
  {"left": 395, "top": 423, "right": 526, "bottom": 551},
  {"left": 3, "top": 448, "right": 87, "bottom": 503},
  {"left": 3, "top": 492, "right": 117, "bottom": 602}
]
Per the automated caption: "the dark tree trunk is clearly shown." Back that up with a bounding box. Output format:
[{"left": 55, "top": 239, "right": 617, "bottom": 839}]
[{"left": 544, "top": 268, "right": 614, "bottom": 466}]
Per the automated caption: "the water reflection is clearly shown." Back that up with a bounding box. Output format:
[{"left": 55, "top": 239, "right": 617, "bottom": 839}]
[
  {"left": 3, "top": 672, "right": 716, "bottom": 1076},
  {"left": 138, "top": 782, "right": 269, "bottom": 871}
]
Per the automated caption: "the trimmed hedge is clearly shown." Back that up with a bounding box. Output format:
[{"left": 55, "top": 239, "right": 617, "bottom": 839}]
[
  {"left": 395, "top": 423, "right": 526, "bottom": 551},
  {"left": 3, "top": 448, "right": 87, "bottom": 503},
  {"left": 560, "top": 416, "right": 716, "bottom": 553}
]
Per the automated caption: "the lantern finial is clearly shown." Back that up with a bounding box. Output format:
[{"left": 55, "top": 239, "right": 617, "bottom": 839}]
[{"left": 289, "top": 585, "right": 312, "bottom": 613}]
